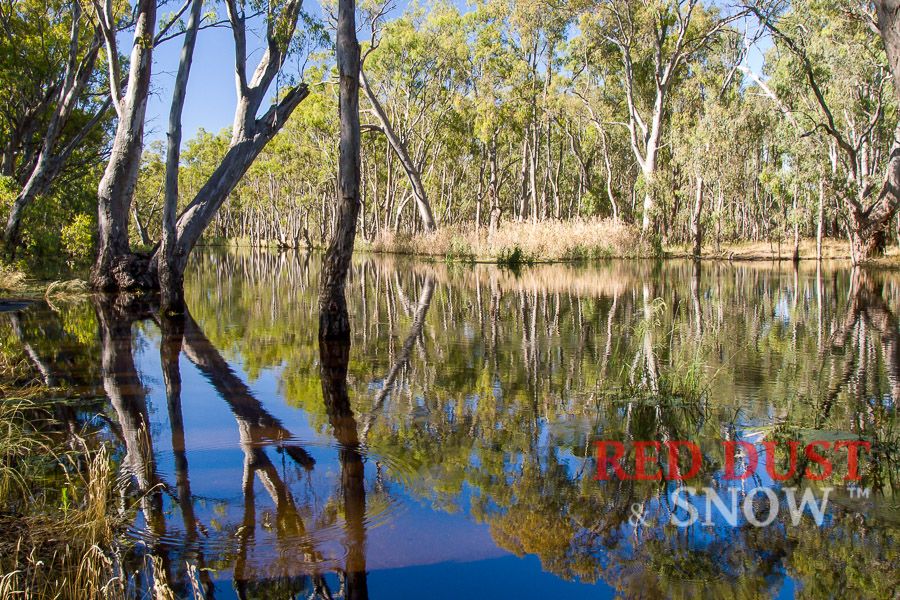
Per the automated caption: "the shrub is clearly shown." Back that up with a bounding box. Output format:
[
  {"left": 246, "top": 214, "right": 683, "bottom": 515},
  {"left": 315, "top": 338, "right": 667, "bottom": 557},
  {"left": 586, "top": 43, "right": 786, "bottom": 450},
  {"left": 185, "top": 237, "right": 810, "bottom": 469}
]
[
  {"left": 0, "top": 176, "right": 15, "bottom": 212},
  {"left": 60, "top": 213, "right": 96, "bottom": 261},
  {"left": 497, "top": 245, "right": 532, "bottom": 268},
  {"left": 446, "top": 236, "right": 474, "bottom": 262}
]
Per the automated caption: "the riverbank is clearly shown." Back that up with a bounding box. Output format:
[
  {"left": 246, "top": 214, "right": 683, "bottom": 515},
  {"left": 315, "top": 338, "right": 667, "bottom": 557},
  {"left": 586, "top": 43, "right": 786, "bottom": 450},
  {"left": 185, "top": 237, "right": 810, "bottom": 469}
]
[
  {"left": 357, "top": 220, "right": 884, "bottom": 265},
  {"left": 6, "top": 225, "right": 900, "bottom": 299},
  {"left": 359, "top": 218, "right": 650, "bottom": 264}
]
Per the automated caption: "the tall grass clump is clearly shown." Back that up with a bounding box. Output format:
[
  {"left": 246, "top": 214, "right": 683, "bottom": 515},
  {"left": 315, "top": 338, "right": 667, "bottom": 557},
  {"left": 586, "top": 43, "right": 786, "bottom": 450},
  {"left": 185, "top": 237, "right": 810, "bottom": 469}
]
[
  {"left": 0, "top": 358, "right": 130, "bottom": 600},
  {"left": 364, "top": 218, "right": 648, "bottom": 263},
  {"left": 0, "top": 264, "right": 25, "bottom": 293}
]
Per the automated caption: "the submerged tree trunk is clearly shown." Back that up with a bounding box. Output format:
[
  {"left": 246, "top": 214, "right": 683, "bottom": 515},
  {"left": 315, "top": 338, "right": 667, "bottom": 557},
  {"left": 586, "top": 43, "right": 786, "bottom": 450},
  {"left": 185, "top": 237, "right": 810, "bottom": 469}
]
[
  {"left": 319, "top": 0, "right": 361, "bottom": 340},
  {"left": 360, "top": 68, "right": 435, "bottom": 232},
  {"left": 848, "top": 216, "right": 889, "bottom": 265},
  {"left": 91, "top": 0, "right": 157, "bottom": 291}
]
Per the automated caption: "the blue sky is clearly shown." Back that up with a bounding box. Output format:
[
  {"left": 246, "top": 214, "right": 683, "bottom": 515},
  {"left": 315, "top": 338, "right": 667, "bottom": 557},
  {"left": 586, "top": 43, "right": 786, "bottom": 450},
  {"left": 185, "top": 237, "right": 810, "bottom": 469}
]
[
  {"left": 145, "top": 24, "right": 238, "bottom": 142},
  {"left": 142, "top": 1, "right": 770, "bottom": 145}
]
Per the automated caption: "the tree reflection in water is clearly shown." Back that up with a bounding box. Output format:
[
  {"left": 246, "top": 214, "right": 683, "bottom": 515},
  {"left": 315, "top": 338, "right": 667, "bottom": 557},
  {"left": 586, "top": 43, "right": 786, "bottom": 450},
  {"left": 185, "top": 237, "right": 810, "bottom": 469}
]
[
  {"left": 2, "top": 249, "right": 898, "bottom": 598},
  {"left": 61, "top": 295, "right": 371, "bottom": 598}
]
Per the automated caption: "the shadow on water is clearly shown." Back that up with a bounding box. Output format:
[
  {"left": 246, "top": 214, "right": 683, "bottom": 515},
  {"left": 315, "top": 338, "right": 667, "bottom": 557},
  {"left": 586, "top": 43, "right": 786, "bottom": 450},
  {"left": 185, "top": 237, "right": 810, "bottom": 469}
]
[{"left": 2, "top": 249, "right": 898, "bottom": 598}]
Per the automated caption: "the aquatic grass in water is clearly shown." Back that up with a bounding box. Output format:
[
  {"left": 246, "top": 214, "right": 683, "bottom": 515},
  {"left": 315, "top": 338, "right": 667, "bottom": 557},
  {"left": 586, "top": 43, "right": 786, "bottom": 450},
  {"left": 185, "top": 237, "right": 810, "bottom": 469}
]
[
  {"left": 45, "top": 278, "right": 90, "bottom": 300},
  {"left": 0, "top": 358, "right": 132, "bottom": 600},
  {"left": 0, "top": 398, "right": 50, "bottom": 504}
]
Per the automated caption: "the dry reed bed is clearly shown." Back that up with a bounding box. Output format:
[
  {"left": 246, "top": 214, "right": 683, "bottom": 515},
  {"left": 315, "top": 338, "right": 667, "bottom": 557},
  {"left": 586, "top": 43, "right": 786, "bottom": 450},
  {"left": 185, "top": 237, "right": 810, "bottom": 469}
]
[
  {"left": 0, "top": 265, "right": 25, "bottom": 293},
  {"left": 364, "top": 218, "right": 645, "bottom": 263}
]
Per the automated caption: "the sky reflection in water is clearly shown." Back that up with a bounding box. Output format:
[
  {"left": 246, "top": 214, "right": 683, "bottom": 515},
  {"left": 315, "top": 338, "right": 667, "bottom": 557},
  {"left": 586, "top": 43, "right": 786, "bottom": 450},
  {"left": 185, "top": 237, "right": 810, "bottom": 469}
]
[{"left": 6, "top": 249, "right": 898, "bottom": 599}]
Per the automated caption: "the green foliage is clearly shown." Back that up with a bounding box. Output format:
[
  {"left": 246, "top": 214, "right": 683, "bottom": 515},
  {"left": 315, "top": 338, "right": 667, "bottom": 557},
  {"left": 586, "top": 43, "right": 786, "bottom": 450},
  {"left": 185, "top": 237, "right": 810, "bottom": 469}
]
[
  {"left": 445, "top": 236, "right": 474, "bottom": 263},
  {"left": 0, "top": 176, "right": 15, "bottom": 213},
  {"left": 117, "top": 0, "right": 895, "bottom": 259},
  {"left": 497, "top": 245, "right": 532, "bottom": 267},
  {"left": 60, "top": 214, "right": 96, "bottom": 262}
]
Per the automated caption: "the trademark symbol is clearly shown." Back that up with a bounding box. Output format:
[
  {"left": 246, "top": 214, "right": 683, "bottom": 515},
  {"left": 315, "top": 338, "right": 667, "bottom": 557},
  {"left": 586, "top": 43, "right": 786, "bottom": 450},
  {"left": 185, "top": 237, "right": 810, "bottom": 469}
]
[{"left": 847, "top": 486, "right": 871, "bottom": 499}]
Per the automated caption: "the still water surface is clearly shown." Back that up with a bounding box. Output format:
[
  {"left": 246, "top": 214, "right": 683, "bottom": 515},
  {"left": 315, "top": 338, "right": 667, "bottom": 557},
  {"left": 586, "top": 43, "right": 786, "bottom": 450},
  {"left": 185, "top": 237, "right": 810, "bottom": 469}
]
[{"left": 6, "top": 250, "right": 899, "bottom": 598}]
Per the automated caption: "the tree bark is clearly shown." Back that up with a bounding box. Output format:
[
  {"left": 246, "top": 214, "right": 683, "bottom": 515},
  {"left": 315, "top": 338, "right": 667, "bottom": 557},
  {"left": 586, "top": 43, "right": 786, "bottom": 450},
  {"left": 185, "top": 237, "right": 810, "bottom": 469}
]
[
  {"left": 319, "top": 0, "right": 361, "bottom": 341},
  {"left": 91, "top": 0, "right": 157, "bottom": 291},
  {"left": 816, "top": 177, "right": 825, "bottom": 260},
  {"left": 488, "top": 143, "right": 502, "bottom": 232},
  {"left": 691, "top": 175, "right": 704, "bottom": 258},
  {"left": 160, "top": 0, "right": 203, "bottom": 314}
]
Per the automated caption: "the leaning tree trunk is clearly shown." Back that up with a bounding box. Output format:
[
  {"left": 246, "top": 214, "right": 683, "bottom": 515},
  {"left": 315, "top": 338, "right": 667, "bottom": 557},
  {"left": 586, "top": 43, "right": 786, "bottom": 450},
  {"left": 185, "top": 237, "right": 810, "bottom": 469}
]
[
  {"left": 360, "top": 67, "right": 435, "bottom": 232},
  {"left": 162, "top": 83, "right": 308, "bottom": 274},
  {"left": 3, "top": 2, "right": 103, "bottom": 257},
  {"left": 319, "top": 0, "right": 361, "bottom": 341},
  {"left": 144, "top": 0, "right": 308, "bottom": 297},
  {"left": 91, "top": 0, "right": 157, "bottom": 291}
]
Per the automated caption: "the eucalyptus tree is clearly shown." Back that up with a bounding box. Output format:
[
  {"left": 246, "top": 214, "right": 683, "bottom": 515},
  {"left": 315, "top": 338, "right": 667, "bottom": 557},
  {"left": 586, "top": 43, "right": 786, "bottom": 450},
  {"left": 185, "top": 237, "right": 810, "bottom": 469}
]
[
  {"left": 568, "top": 80, "right": 637, "bottom": 223},
  {"left": 751, "top": 0, "right": 898, "bottom": 263},
  {"left": 575, "top": 0, "right": 745, "bottom": 234},
  {"left": 162, "top": 0, "right": 317, "bottom": 280},
  {"left": 160, "top": 0, "right": 204, "bottom": 312},
  {"left": 89, "top": 0, "right": 318, "bottom": 292},
  {"left": 319, "top": 0, "right": 361, "bottom": 340},
  {"left": 0, "top": 0, "right": 109, "bottom": 255},
  {"left": 90, "top": 0, "right": 159, "bottom": 290},
  {"left": 467, "top": 3, "right": 522, "bottom": 230},
  {"left": 668, "top": 38, "right": 767, "bottom": 255},
  {"left": 501, "top": 0, "right": 570, "bottom": 224},
  {"left": 359, "top": 1, "right": 437, "bottom": 232}
]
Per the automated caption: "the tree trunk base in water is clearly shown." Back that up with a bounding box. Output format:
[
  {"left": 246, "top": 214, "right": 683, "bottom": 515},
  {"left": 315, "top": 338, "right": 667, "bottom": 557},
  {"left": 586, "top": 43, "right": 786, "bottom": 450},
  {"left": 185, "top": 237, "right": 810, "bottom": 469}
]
[
  {"left": 159, "top": 262, "right": 185, "bottom": 315},
  {"left": 850, "top": 228, "right": 887, "bottom": 265},
  {"left": 90, "top": 252, "right": 158, "bottom": 292},
  {"left": 319, "top": 301, "right": 352, "bottom": 342},
  {"left": 160, "top": 283, "right": 185, "bottom": 315}
]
